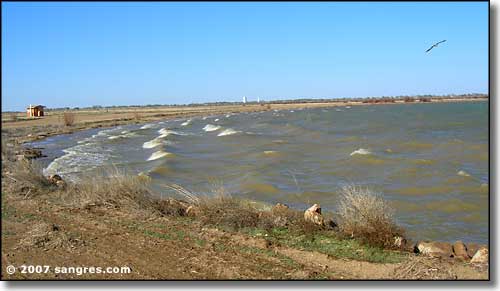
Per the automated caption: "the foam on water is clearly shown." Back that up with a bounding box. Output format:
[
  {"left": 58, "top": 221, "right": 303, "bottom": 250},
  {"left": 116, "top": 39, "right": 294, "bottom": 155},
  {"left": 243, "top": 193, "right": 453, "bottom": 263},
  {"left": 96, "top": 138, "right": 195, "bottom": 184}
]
[
  {"left": 140, "top": 123, "right": 156, "bottom": 129},
  {"left": 44, "top": 142, "right": 111, "bottom": 178},
  {"left": 147, "top": 150, "right": 173, "bottom": 161},
  {"left": 203, "top": 124, "right": 221, "bottom": 132},
  {"left": 158, "top": 128, "right": 181, "bottom": 136},
  {"left": 457, "top": 170, "right": 471, "bottom": 177},
  {"left": 181, "top": 119, "right": 192, "bottom": 126},
  {"left": 143, "top": 138, "right": 163, "bottom": 149},
  {"left": 217, "top": 128, "right": 241, "bottom": 136},
  {"left": 350, "top": 148, "right": 372, "bottom": 156}
]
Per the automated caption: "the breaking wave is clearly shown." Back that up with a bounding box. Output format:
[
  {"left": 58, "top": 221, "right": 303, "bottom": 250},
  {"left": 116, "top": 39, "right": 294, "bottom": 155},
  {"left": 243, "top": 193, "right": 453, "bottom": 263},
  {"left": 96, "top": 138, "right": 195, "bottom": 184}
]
[{"left": 203, "top": 124, "right": 221, "bottom": 132}]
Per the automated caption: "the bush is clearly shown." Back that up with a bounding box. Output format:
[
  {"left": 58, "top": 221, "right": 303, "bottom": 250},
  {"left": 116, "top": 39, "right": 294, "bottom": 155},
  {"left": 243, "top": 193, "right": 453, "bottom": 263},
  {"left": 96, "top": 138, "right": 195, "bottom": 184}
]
[
  {"left": 62, "top": 112, "right": 75, "bottom": 126},
  {"left": 337, "top": 185, "right": 404, "bottom": 249}
]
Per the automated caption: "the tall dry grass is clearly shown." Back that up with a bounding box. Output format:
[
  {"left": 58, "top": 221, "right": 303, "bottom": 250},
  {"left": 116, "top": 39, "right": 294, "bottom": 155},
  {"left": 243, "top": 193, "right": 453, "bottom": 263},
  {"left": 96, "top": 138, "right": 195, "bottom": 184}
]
[
  {"left": 164, "top": 182, "right": 322, "bottom": 233},
  {"left": 337, "top": 185, "right": 404, "bottom": 249},
  {"left": 59, "top": 168, "right": 158, "bottom": 213},
  {"left": 3, "top": 159, "right": 54, "bottom": 198}
]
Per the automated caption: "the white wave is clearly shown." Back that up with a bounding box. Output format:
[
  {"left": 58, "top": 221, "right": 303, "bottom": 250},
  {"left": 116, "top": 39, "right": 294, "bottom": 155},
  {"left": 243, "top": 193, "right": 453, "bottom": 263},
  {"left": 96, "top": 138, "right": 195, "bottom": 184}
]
[
  {"left": 203, "top": 124, "right": 221, "bottom": 132},
  {"left": 345, "top": 106, "right": 351, "bottom": 109},
  {"left": 214, "top": 118, "right": 220, "bottom": 122},
  {"left": 217, "top": 128, "right": 241, "bottom": 136},
  {"left": 140, "top": 123, "right": 156, "bottom": 129},
  {"left": 143, "top": 138, "right": 163, "bottom": 149},
  {"left": 158, "top": 128, "right": 179, "bottom": 136},
  {"left": 290, "top": 110, "right": 295, "bottom": 113},
  {"left": 108, "top": 131, "right": 137, "bottom": 140},
  {"left": 457, "top": 170, "right": 471, "bottom": 177},
  {"left": 44, "top": 143, "right": 110, "bottom": 177},
  {"left": 92, "top": 128, "right": 116, "bottom": 138},
  {"left": 264, "top": 150, "right": 278, "bottom": 155},
  {"left": 350, "top": 148, "right": 372, "bottom": 156},
  {"left": 181, "top": 119, "right": 192, "bottom": 126},
  {"left": 108, "top": 135, "right": 123, "bottom": 140},
  {"left": 147, "top": 150, "right": 173, "bottom": 161}
]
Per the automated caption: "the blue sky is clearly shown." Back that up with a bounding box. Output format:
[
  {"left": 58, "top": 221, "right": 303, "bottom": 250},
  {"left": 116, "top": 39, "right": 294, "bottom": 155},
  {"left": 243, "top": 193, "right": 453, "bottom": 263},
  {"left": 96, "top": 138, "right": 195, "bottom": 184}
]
[{"left": 2, "top": 2, "right": 488, "bottom": 111}]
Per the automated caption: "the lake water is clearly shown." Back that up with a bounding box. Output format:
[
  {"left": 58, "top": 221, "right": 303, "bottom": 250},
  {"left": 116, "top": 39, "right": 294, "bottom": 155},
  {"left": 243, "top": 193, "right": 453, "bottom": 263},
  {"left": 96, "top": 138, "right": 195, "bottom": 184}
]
[{"left": 31, "top": 101, "right": 489, "bottom": 244}]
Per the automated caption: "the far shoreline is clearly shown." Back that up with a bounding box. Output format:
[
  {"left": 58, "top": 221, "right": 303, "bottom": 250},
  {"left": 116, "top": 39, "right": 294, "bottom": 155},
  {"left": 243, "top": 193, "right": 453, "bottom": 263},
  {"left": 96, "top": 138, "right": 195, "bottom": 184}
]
[{"left": 1, "top": 97, "right": 488, "bottom": 145}]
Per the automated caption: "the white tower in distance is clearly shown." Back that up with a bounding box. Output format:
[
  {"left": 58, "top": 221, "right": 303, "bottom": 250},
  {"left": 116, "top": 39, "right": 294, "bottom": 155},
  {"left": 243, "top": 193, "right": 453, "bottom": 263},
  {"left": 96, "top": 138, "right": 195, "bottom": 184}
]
[
  {"left": 257, "top": 97, "right": 260, "bottom": 103},
  {"left": 243, "top": 96, "right": 247, "bottom": 103}
]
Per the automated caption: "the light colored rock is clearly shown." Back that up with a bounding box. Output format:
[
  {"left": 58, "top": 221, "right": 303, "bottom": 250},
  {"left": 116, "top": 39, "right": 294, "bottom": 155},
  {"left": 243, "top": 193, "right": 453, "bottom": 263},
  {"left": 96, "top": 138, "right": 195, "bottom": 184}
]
[
  {"left": 416, "top": 241, "right": 453, "bottom": 258},
  {"left": 465, "top": 243, "right": 486, "bottom": 258},
  {"left": 393, "top": 236, "right": 407, "bottom": 249},
  {"left": 185, "top": 205, "right": 198, "bottom": 217},
  {"left": 470, "top": 247, "right": 488, "bottom": 264},
  {"left": 452, "top": 241, "right": 469, "bottom": 260},
  {"left": 304, "top": 204, "right": 325, "bottom": 227}
]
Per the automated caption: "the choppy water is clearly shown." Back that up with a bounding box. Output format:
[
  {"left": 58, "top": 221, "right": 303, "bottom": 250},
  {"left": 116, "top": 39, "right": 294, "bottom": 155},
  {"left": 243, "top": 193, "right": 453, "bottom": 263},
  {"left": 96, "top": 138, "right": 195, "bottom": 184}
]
[{"left": 31, "top": 102, "right": 489, "bottom": 243}]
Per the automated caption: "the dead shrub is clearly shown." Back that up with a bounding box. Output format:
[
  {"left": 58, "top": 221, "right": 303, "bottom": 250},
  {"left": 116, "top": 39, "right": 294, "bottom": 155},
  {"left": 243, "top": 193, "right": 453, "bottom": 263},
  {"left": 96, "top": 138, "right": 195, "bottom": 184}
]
[
  {"left": 62, "top": 112, "right": 75, "bottom": 126},
  {"left": 337, "top": 185, "right": 404, "bottom": 249}
]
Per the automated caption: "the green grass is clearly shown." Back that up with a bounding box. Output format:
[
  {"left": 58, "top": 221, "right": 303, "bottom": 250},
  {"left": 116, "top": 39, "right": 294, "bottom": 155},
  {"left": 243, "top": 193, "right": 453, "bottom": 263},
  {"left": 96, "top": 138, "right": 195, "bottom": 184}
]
[{"left": 243, "top": 227, "right": 406, "bottom": 264}]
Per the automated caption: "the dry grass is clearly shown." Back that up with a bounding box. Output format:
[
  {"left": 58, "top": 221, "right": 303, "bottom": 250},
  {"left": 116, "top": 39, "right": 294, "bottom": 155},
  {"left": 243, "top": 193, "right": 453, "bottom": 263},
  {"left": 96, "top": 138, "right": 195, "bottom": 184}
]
[
  {"left": 132, "top": 111, "right": 141, "bottom": 121},
  {"left": 59, "top": 168, "right": 158, "bottom": 214},
  {"left": 62, "top": 112, "right": 76, "bottom": 126},
  {"left": 392, "top": 256, "right": 458, "bottom": 279},
  {"left": 165, "top": 182, "right": 323, "bottom": 233},
  {"left": 337, "top": 185, "right": 404, "bottom": 249},
  {"left": 3, "top": 159, "right": 55, "bottom": 198}
]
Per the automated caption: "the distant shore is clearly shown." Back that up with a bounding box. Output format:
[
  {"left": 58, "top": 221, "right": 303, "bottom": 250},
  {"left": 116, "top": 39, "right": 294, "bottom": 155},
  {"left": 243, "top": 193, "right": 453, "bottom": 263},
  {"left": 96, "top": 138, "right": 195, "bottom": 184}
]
[{"left": 1, "top": 97, "right": 488, "bottom": 145}]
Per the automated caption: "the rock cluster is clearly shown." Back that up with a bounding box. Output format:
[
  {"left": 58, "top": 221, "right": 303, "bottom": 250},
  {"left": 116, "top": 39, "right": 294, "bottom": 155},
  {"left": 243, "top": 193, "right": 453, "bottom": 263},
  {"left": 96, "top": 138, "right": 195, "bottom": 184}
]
[
  {"left": 415, "top": 240, "right": 488, "bottom": 264},
  {"left": 15, "top": 147, "right": 45, "bottom": 160}
]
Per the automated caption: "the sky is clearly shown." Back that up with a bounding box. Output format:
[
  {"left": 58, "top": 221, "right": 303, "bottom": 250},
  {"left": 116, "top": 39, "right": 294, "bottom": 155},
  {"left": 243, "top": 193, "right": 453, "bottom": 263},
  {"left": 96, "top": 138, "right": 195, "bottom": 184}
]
[{"left": 2, "top": 2, "right": 489, "bottom": 111}]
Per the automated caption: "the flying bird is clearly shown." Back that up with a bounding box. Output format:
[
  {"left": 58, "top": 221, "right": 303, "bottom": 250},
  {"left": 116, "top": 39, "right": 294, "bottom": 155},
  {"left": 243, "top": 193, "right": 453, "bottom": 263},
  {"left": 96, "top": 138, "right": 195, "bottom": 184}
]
[{"left": 426, "top": 40, "right": 446, "bottom": 53}]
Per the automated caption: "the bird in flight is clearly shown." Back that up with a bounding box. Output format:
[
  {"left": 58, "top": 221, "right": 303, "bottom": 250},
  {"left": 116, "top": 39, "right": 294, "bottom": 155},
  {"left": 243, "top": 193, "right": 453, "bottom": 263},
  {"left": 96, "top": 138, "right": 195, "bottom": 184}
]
[{"left": 426, "top": 40, "right": 446, "bottom": 53}]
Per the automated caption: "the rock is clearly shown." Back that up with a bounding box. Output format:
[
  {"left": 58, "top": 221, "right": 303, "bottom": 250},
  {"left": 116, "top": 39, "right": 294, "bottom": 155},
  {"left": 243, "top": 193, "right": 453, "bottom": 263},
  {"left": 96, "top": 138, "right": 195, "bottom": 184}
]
[
  {"left": 16, "top": 148, "right": 44, "bottom": 160},
  {"left": 394, "top": 236, "right": 407, "bottom": 249},
  {"left": 470, "top": 247, "right": 488, "bottom": 264},
  {"left": 465, "top": 243, "right": 487, "bottom": 258},
  {"left": 452, "top": 241, "right": 470, "bottom": 260},
  {"left": 185, "top": 205, "right": 198, "bottom": 217},
  {"left": 304, "top": 204, "right": 325, "bottom": 227},
  {"left": 416, "top": 241, "right": 454, "bottom": 258}
]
